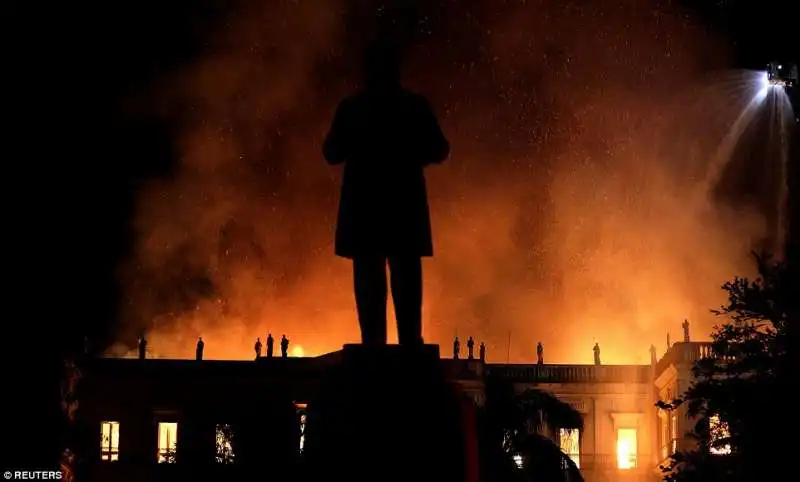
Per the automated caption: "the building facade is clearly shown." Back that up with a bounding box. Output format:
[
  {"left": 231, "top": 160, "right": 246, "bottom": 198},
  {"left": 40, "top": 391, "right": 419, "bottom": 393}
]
[{"left": 74, "top": 341, "right": 708, "bottom": 482}]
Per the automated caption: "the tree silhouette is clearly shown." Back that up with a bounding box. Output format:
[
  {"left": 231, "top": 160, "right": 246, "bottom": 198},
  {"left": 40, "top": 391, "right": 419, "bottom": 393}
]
[
  {"left": 59, "top": 358, "right": 82, "bottom": 482},
  {"left": 656, "top": 253, "right": 788, "bottom": 482},
  {"left": 160, "top": 447, "right": 177, "bottom": 464},
  {"left": 480, "top": 374, "right": 584, "bottom": 482}
]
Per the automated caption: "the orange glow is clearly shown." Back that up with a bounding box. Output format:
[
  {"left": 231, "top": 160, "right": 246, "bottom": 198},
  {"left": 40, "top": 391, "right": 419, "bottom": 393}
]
[
  {"left": 112, "top": 2, "right": 766, "bottom": 365},
  {"left": 291, "top": 345, "right": 305, "bottom": 357}
]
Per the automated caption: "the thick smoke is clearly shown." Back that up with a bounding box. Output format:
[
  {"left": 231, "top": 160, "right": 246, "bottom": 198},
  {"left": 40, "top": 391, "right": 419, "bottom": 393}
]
[{"left": 113, "top": 0, "right": 771, "bottom": 364}]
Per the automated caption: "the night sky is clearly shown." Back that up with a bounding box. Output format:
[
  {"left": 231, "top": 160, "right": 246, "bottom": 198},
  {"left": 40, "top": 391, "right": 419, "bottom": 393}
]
[{"left": 5, "top": 0, "right": 797, "bottom": 465}]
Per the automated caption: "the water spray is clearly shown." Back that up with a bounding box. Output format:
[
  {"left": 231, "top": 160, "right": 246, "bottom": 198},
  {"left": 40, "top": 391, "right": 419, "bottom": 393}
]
[
  {"left": 766, "top": 61, "right": 798, "bottom": 88},
  {"left": 691, "top": 67, "right": 797, "bottom": 257},
  {"left": 700, "top": 70, "right": 773, "bottom": 195}
]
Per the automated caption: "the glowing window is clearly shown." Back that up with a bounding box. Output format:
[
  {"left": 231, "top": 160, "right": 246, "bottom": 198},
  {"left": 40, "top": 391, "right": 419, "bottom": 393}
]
[
  {"left": 100, "top": 421, "right": 119, "bottom": 461},
  {"left": 295, "top": 402, "right": 307, "bottom": 453},
  {"left": 299, "top": 414, "right": 307, "bottom": 452},
  {"left": 708, "top": 415, "right": 731, "bottom": 455},
  {"left": 670, "top": 415, "right": 677, "bottom": 454},
  {"left": 559, "top": 428, "right": 580, "bottom": 468},
  {"left": 660, "top": 415, "right": 669, "bottom": 460},
  {"left": 157, "top": 422, "right": 178, "bottom": 463},
  {"left": 616, "top": 428, "right": 637, "bottom": 469},
  {"left": 215, "top": 424, "right": 234, "bottom": 464}
]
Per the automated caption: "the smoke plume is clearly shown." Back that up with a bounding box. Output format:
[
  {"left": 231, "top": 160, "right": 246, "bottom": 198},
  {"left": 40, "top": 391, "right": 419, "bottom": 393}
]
[{"left": 113, "top": 0, "right": 773, "bottom": 364}]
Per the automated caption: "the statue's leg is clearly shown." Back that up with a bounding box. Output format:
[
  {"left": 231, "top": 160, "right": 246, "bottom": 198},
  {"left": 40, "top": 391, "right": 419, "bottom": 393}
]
[
  {"left": 353, "top": 256, "right": 388, "bottom": 345},
  {"left": 388, "top": 256, "right": 423, "bottom": 345}
]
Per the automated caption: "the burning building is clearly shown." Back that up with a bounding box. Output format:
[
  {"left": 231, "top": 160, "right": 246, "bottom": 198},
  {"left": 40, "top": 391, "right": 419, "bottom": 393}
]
[{"left": 74, "top": 338, "right": 711, "bottom": 482}]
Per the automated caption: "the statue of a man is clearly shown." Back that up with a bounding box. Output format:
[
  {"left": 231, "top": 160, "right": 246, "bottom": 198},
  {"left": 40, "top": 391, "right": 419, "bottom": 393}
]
[
  {"left": 195, "top": 337, "right": 204, "bottom": 361},
  {"left": 280, "top": 335, "right": 290, "bottom": 358},
  {"left": 682, "top": 319, "right": 690, "bottom": 342},
  {"left": 323, "top": 41, "right": 449, "bottom": 346},
  {"left": 138, "top": 333, "right": 147, "bottom": 360},
  {"left": 254, "top": 338, "right": 262, "bottom": 359}
]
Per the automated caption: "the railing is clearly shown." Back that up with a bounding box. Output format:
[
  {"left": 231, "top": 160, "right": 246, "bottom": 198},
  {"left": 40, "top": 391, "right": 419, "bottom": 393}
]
[
  {"left": 441, "top": 359, "right": 484, "bottom": 380},
  {"left": 655, "top": 342, "right": 714, "bottom": 376},
  {"left": 486, "top": 364, "right": 651, "bottom": 383},
  {"left": 568, "top": 454, "right": 644, "bottom": 471}
]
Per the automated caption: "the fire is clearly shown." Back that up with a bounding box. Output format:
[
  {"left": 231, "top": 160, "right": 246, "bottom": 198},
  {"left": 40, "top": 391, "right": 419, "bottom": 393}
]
[{"left": 114, "top": 1, "right": 767, "bottom": 366}]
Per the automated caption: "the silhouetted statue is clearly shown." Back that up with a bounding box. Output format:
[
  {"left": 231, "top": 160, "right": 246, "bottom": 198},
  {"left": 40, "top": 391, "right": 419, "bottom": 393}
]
[
  {"left": 280, "top": 335, "right": 289, "bottom": 358},
  {"left": 138, "top": 334, "right": 147, "bottom": 360},
  {"left": 453, "top": 336, "right": 460, "bottom": 359},
  {"left": 196, "top": 337, "right": 204, "bottom": 360},
  {"left": 479, "top": 342, "right": 486, "bottom": 362},
  {"left": 323, "top": 41, "right": 450, "bottom": 346},
  {"left": 682, "top": 319, "right": 690, "bottom": 342},
  {"left": 266, "top": 333, "right": 274, "bottom": 358},
  {"left": 537, "top": 341, "right": 544, "bottom": 365},
  {"left": 466, "top": 336, "right": 475, "bottom": 359},
  {"left": 255, "top": 337, "right": 262, "bottom": 359},
  {"left": 650, "top": 344, "right": 657, "bottom": 365},
  {"left": 593, "top": 342, "right": 601, "bottom": 365}
]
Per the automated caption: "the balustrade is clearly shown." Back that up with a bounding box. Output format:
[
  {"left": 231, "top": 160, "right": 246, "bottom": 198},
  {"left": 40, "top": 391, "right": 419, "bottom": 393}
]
[
  {"left": 578, "top": 453, "right": 643, "bottom": 470},
  {"left": 486, "top": 364, "right": 651, "bottom": 383},
  {"left": 655, "top": 342, "right": 714, "bottom": 375}
]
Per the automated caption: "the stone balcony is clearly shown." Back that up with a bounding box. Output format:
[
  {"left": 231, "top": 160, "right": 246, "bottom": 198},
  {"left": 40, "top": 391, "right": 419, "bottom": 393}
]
[{"left": 654, "top": 342, "right": 714, "bottom": 376}]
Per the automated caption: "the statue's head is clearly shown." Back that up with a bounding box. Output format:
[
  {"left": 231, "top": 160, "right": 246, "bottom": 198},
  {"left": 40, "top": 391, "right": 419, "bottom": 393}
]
[{"left": 362, "top": 40, "right": 401, "bottom": 88}]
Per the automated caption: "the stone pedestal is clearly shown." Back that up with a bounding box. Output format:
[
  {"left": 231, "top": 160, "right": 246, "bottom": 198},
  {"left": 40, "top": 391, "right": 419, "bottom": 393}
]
[{"left": 302, "top": 344, "right": 474, "bottom": 482}]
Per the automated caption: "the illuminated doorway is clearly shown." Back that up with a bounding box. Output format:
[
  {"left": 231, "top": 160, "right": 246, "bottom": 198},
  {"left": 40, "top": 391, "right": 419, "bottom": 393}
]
[
  {"left": 157, "top": 422, "right": 178, "bottom": 463},
  {"left": 616, "top": 428, "right": 637, "bottom": 469}
]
